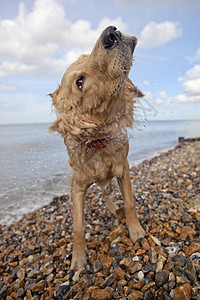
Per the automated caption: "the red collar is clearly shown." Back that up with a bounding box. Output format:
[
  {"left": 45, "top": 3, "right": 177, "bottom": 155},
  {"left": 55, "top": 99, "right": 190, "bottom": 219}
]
[{"left": 75, "top": 137, "right": 112, "bottom": 149}]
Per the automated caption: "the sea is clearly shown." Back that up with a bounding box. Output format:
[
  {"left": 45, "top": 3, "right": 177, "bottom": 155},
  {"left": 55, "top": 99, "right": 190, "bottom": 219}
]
[{"left": 0, "top": 120, "right": 200, "bottom": 225}]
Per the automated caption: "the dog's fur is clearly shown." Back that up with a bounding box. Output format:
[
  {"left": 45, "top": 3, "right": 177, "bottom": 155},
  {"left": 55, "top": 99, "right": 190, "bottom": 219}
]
[{"left": 50, "top": 26, "right": 145, "bottom": 271}]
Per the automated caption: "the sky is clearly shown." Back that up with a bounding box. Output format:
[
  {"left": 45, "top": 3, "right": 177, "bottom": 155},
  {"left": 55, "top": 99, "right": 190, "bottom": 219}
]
[{"left": 0, "top": 0, "right": 200, "bottom": 124}]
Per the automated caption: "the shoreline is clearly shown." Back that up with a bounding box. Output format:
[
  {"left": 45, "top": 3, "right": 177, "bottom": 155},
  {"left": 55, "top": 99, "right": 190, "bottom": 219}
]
[
  {"left": 0, "top": 140, "right": 179, "bottom": 226},
  {"left": 0, "top": 141, "right": 200, "bottom": 299}
]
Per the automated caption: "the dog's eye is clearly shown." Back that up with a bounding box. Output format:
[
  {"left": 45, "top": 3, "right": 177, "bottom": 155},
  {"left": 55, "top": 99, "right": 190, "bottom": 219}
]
[{"left": 76, "top": 76, "right": 84, "bottom": 91}]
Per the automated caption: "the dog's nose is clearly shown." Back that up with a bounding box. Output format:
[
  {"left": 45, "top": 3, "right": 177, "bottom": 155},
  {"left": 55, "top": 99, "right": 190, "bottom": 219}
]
[{"left": 101, "top": 26, "right": 122, "bottom": 49}]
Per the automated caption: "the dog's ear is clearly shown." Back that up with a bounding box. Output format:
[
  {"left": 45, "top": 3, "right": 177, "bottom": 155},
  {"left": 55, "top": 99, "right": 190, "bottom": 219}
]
[
  {"left": 49, "top": 118, "right": 60, "bottom": 133},
  {"left": 49, "top": 85, "right": 61, "bottom": 107},
  {"left": 132, "top": 85, "right": 144, "bottom": 98},
  {"left": 49, "top": 113, "right": 71, "bottom": 135},
  {"left": 49, "top": 115, "right": 64, "bottom": 134},
  {"left": 126, "top": 78, "right": 144, "bottom": 98},
  {"left": 49, "top": 86, "right": 65, "bottom": 134}
]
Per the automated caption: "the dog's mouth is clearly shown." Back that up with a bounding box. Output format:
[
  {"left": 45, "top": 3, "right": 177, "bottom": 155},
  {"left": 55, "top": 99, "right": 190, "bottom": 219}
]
[{"left": 101, "top": 26, "right": 137, "bottom": 54}]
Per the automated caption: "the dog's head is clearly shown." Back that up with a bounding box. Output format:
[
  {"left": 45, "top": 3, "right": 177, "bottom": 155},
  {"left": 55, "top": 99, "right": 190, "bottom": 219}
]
[
  {"left": 91, "top": 26, "right": 137, "bottom": 81},
  {"left": 50, "top": 26, "right": 142, "bottom": 136}
]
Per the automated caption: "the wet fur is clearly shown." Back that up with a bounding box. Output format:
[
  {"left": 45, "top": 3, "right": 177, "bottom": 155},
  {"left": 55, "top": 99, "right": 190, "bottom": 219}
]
[{"left": 50, "top": 28, "right": 145, "bottom": 270}]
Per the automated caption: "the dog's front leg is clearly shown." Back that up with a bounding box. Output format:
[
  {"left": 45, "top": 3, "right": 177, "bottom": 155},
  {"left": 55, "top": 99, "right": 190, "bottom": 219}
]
[
  {"left": 118, "top": 160, "right": 145, "bottom": 242},
  {"left": 70, "top": 179, "right": 87, "bottom": 271}
]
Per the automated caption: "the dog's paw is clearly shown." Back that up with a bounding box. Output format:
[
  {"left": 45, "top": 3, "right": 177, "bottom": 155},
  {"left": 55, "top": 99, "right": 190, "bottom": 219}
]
[
  {"left": 129, "top": 223, "right": 145, "bottom": 243},
  {"left": 70, "top": 255, "right": 87, "bottom": 272}
]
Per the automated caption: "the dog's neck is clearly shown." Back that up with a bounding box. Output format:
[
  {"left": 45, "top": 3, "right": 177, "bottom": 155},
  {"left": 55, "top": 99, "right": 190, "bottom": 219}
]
[{"left": 75, "top": 136, "right": 112, "bottom": 149}]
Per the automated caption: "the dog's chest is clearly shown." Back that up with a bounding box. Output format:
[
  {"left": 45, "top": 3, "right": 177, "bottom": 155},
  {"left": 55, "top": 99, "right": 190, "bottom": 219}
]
[{"left": 65, "top": 136, "right": 128, "bottom": 185}]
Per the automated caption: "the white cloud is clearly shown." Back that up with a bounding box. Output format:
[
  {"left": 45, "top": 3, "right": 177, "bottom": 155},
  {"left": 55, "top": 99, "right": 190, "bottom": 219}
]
[
  {"left": 153, "top": 90, "right": 174, "bottom": 105},
  {"left": 142, "top": 80, "right": 149, "bottom": 86},
  {"left": 0, "top": 83, "right": 16, "bottom": 93},
  {"left": 176, "top": 51, "right": 200, "bottom": 103},
  {"left": 0, "top": 0, "right": 183, "bottom": 78},
  {"left": 143, "top": 61, "right": 200, "bottom": 105},
  {"left": 143, "top": 90, "right": 153, "bottom": 101},
  {"left": 117, "top": 0, "right": 198, "bottom": 8},
  {"left": 183, "top": 64, "right": 200, "bottom": 80},
  {"left": 187, "top": 48, "right": 200, "bottom": 63},
  {"left": 0, "top": 0, "right": 127, "bottom": 78},
  {"left": 182, "top": 78, "right": 200, "bottom": 96},
  {"left": 175, "top": 94, "right": 200, "bottom": 103},
  {"left": 193, "top": 48, "right": 200, "bottom": 61},
  {"left": 138, "top": 21, "right": 182, "bottom": 48}
]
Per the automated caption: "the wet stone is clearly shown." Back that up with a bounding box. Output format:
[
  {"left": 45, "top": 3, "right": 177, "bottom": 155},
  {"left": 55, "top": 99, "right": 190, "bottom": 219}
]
[
  {"left": 157, "top": 290, "right": 172, "bottom": 300},
  {"left": 113, "top": 266, "right": 125, "bottom": 280},
  {"left": 90, "top": 286, "right": 113, "bottom": 300},
  {"left": 130, "top": 261, "right": 143, "bottom": 274},
  {"left": 28, "top": 279, "right": 46, "bottom": 292},
  {"left": 141, "top": 238, "right": 151, "bottom": 250},
  {"left": 172, "top": 254, "right": 187, "bottom": 267},
  {"left": 180, "top": 226, "right": 194, "bottom": 240},
  {"left": 65, "top": 281, "right": 85, "bottom": 299},
  {"left": 32, "top": 296, "right": 40, "bottom": 300},
  {"left": 184, "top": 259, "right": 197, "bottom": 285},
  {"left": 127, "top": 290, "right": 144, "bottom": 299},
  {"left": 181, "top": 212, "right": 192, "bottom": 224},
  {"left": 155, "top": 270, "right": 169, "bottom": 286},
  {"left": 116, "top": 282, "right": 124, "bottom": 295},
  {"left": 93, "top": 260, "right": 102, "bottom": 273},
  {"left": 100, "top": 274, "right": 115, "bottom": 288},
  {"left": 149, "top": 247, "right": 157, "bottom": 263},
  {"left": 0, "top": 285, "right": 8, "bottom": 298},
  {"left": 73, "top": 291, "right": 83, "bottom": 299},
  {"left": 191, "top": 286, "right": 200, "bottom": 298},
  {"left": 185, "top": 242, "right": 200, "bottom": 256},
  {"left": 138, "top": 270, "right": 144, "bottom": 280},
  {"left": 17, "top": 287, "right": 25, "bottom": 297},
  {"left": 17, "top": 268, "right": 25, "bottom": 280},
  {"left": 99, "top": 254, "right": 112, "bottom": 269},
  {"left": 46, "top": 273, "right": 54, "bottom": 282},
  {"left": 54, "top": 281, "right": 71, "bottom": 299},
  {"left": 173, "top": 283, "right": 192, "bottom": 300},
  {"left": 27, "top": 269, "right": 40, "bottom": 278},
  {"left": 143, "top": 289, "right": 155, "bottom": 300},
  {"left": 143, "top": 263, "right": 157, "bottom": 273}
]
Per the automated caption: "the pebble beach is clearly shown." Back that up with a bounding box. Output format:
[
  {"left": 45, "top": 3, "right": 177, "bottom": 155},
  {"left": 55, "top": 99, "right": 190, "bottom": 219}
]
[{"left": 0, "top": 141, "right": 200, "bottom": 299}]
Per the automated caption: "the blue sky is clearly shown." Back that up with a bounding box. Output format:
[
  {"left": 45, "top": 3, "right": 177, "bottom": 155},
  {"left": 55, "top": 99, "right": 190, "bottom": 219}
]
[{"left": 0, "top": 0, "right": 200, "bottom": 124}]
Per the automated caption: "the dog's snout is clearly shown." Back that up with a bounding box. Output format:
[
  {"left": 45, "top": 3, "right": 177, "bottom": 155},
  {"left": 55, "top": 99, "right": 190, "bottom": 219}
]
[{"left": 101, "top": 26, "right": 122, "bottom": 50}]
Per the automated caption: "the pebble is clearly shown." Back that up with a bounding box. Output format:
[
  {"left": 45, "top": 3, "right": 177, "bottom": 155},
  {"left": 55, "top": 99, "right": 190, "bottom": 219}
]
[
  {"left": 149, "top": 247, "right": 157, "bottom": 263},
  {"left": 185, "top": 242, "right": 200, "bottom": 256},
  {"left": 130, "top": 261, "right": 143, "bottom": 274},
  {"left": 143, "top": 289, "right": 155, "bottom": 300},
  {"left": 156, "top": 260, "right": 164, "bottom": 273},
  {"left": 128, "top": 290, "right": 144, "bottom": 299},
  {"left": 28, "top": 280, "right": 46, "bottom": 292},
  {"left": 137, "top": 270, "right": 144, "bottom": 280},
  {"left": 90, "top": 286, "right": 113, "bottom": 300},
  {"left": 150, "top": 235, "right": 161, "bottom": 246},
  {"left": 93, "top": 260, "right": 102, "bottom": 273},
  {"left": 113, "top": 266, "right": 125, "bottom": 280},
  {"left": 155, "top": 270, "right": 169, "bottom": 286},
  {"left": 0, "top": 141, "right": 199, "bottom": 299},
  {"left": 180, "top": 225, "right": 195, "bottom": 239},
  {"left": 173, "top": 283, "right": 192, "bottom": 299}
]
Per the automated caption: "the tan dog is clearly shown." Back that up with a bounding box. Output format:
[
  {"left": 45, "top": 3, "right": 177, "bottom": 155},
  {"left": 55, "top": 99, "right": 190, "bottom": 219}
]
[{"left": 50, "top": 26, "right": 145, "bottom": 271}]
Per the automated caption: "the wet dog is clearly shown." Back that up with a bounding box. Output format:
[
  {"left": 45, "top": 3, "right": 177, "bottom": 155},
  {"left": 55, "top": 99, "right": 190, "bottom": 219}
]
[{"left": 50, "top": 26, "right": 145, "bottom": 270}]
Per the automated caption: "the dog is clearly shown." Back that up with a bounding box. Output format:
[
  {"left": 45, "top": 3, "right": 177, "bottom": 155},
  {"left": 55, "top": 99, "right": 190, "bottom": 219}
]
[{"left": 50, "top": 26, "right": 145, "bottom": 271}]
